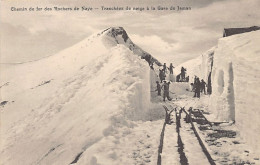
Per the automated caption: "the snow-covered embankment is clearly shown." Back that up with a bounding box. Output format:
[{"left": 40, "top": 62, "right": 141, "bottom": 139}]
[{"left": 0, "top": 27, "right": 162, "bottom": 164}]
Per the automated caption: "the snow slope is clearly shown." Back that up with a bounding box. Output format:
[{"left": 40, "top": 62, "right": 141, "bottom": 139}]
[
  {"left": 174, "top": 47, "right": 215, "bottom": 84},
  {"left": 0, "top": 27, "right": 163, "bottom": 164},
  {"left": 174, "top": 55, "right": 202, "bottom": 81}
]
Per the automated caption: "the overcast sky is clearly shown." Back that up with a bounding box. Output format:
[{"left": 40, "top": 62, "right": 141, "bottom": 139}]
[{"left": 1, "top": 0, "right": 260, "bottom": 65}]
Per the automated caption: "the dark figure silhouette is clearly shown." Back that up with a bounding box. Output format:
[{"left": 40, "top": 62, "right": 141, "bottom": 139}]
[
  {"left": 200, "top": 79, "right": 206, "bottom": 94},
  {"left": 161, "top": 81, "right": 172, "bottom": 101},
  {"left": 181, "top": 67, "right": 186, "bottom": 80},
  {"left": 194, "top": 77, "right": 201, "bottom": 98},
  {"left": 191, "top": 76, "right": 197, "bottom": 91},
  {"left": 155, "top": 81, "right": 161, "bottom": 96},
  {"left": 163, "top": 63, "right": 167, "bottom": 73},
  {"left": 186, "top": 76, "right": 189, "bottom": 82},
  {"left": 159, "top": 69, "right": 166, "bottom": 83},
  {"left": 176, "top": 74, "right": 181, "bottom": 82},
  {"left": 169, "top": 63, "right": 174, "bottom": 74}
]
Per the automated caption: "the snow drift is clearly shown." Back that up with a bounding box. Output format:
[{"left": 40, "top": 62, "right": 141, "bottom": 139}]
[{"left": 0, "top": 27, "right": 161, "bottom": 164}]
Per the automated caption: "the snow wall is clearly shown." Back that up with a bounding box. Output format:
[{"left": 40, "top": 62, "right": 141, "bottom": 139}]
[
  {"left": 0, "top": 27, "right": 160, "bottom": 165},
  {"left": 210, "top": 31, "right": 260, "bottom": 154},
  {"left": 176, "top": 30, "right": 260, "bottom": 154}
]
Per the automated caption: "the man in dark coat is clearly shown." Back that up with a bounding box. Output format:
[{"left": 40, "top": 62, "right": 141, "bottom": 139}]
[
  {"left": 176, "top": 74, "right": 181, "bottom": 82},
  {"left": 192, "top": 76, "right": 197, "bottom": 91},
  {"left": 159, "top": 69, "right": 166, "bottom": 83},
  {"left": 181, "top": 67, "right": 186, "bottom": 80},
  {"left": 155, "top": 81, "right": 161, "bottom": 96},
  {"left": 161, "top": 81, "right": 172, "bottom": 101},
  {"left": 194, "top": 77, "right": 201, "bottom": 98},
  {"left": 163, "top": 63, "right": 167, "bottom": 73},
  {"left": 200, "top": 79, "right": 207, "bottom": 94},
  {"left": 169, "top": 63, "right": 174, "bottom": 74},
  {"left": 186, "top": 76, "right": 189, "bottom": 82}
]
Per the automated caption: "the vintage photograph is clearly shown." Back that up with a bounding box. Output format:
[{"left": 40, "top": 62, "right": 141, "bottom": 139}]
[{"left": 1, "top": 0, "right": 260, "bottom": 164}]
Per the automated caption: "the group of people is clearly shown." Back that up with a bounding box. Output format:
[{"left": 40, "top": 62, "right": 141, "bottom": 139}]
[
  {"left": 151, "top": 61, "right": 208, "bottom": 101},
  {"left": 155, "top": 63, "right": 175, "bottom": 101},
  {"left": 159, "top": 63, "right": 174, "bottom": 83},
  {"left": 155, "top": 80, "right": 172, "bottom": 101},
  {"left": 176, "top": 67, "right": 189, "bottom": 82},
  {"left": 192, "top": 76, "right": 207, "bottom": 98}
]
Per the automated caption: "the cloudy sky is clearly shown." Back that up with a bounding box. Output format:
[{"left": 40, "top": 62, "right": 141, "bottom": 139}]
[{"left": 1, "top": 0, "right": 260, "bottom": 65}]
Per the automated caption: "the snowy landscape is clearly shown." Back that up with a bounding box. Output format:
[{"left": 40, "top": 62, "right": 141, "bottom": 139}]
[{"left": 1, "top": 26, "right": 260, "bottom": 165}]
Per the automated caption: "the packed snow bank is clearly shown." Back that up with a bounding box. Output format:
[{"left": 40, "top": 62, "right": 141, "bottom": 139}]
[
  {"left": 209, "top": 30, "right": 260, "bottom": 154},
  {"left": 0, "top": 27, "right": 161, "bottom": 164}
]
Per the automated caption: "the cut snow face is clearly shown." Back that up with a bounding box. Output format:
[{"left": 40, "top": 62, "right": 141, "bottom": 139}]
[
  {"left": 176, "top": 30, "right": 260, "bottom": 157},
  {"left": 209, "top": 30, "right": 260, "bottom": 155},
  {"left": 0, "top": 27, "right": 163, "bottom": 165}
]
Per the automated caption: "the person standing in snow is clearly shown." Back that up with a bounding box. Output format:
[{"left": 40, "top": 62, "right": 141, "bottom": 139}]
[
  {"left": 161, "top": 81, "right": 172, "bottom": 101},
  {"left": 169, "top": 63, "right": 176, "bottom": 82},
  {"left": 194, "top": 76, "right": 197, "bottom": 84},
  {"left": 169, "top": 63, "right": 174, "bottom": 74},
  {"left": 181, "top": 67, "right": 186, "bottom": 81},
  {"left": 192, "top": 76, "right": 197, "bottom": 91},
  {"left": 159, "top": 69, "right": 166, "bottom": 83},
  {"left": 186, "top": 76, "right": 189, "bottom": 82},
  {"left": 163, "top": 63, "right": 167, "bottom": 73},
  {"left": 155, "top": 81, "right": 161, "bottom": 96},
  {"left": 194, "top": 77, "right": 201, "bottom": 98},
  {"left": 176, "top": 74, "right": 181, "bottom": 82},
  {"left": 200, "top": 79, "right": 207, "bottom": 94}
]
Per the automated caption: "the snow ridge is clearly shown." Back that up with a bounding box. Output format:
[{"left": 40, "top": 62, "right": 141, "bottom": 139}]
[
  {"left": 0, "top": 28, "right": 158, "bottom": 165},
  {"left": 102, "top": 27, "right": 162, "bottom": 66}
]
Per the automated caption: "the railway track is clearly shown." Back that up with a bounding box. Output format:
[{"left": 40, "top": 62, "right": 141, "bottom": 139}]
[{"left": 157, "top": 105, "right": 216, "bottom": 165}]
